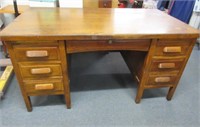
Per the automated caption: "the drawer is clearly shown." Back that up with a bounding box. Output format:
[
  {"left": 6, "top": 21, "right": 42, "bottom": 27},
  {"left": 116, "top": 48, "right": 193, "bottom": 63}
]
[
  {"left": 67, "top": 39, "right": 151, "bottom": 53},
  {"left": 154, "top": 39, "right": 192, "bottom": 56},
  {"left": 23, "top": 79, "right": 64, "bottom": 94},
  {"left": 150, "top": 58, "right": 184, "bottom": 72},
  {"left": 147, "top": 74, "right": 177, "bottom": 86},
  {"left": 99, "top": 0, "right": 112, "bottom": 8},
  {"left": 19, "top": 63, "right": 62, "bottom": 79},
  {"left": 13, "top": 45, "right": 60, "bottom": 61}
]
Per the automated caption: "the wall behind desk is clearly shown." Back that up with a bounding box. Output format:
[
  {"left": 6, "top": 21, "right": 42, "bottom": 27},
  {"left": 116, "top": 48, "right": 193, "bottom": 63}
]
[
  {"left": 0, "top": 0, "right": 119, "bottom": 8},
  {"left": 0, "top": 0, "right": 29, "bottom": 8}
]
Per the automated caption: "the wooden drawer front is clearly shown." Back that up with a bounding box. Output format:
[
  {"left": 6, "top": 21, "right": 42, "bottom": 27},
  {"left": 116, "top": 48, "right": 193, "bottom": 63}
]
[
  {"left": 150, "top": 58, "right": 184, "bottom": 72},
  {"left": 14, "top": 46, "right": 60, "bottom": 61},
  {"left": 147, "top": 74, "right": 177, "bottom": 86},
  {"left": 67, "top": 40, "right": 151, "bottom": 53},
  {"left": 154, "top": 40, "right": 192, "bottom": 56},
  {"left": 24, "top": 80, "right": 64, "bottom": 94},
  {"left": 99, "top": 0, "right": 112, "bottom": 8},
  {"left": 19, "top": 63, "right": 62, "bottom": 79}
]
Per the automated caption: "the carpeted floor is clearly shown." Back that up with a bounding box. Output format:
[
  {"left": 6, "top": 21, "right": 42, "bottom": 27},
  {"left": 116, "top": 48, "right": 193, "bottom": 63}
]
[{"left": 0, "top": 46, "right": 199, "bottom": 127}]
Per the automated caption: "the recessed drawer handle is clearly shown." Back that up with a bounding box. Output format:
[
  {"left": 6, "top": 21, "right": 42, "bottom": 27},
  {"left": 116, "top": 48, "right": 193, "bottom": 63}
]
[
  {"left": 35, "top": 83, "right": 54, "bottom": 90},
  {"left": 155, "top": 77, "right": 171, "bottom": 83},
  {"left": 158, "top": 63, "right": 175, "bottom": 69},
  {"left": 163, "top": 47, "right": 181, "bottom": 53},
  {"left": 31, "top": 68, "right": 51, "bottom": 74},
  {"left": 26, "top": 50, "right": 48, "bottom": 57}
]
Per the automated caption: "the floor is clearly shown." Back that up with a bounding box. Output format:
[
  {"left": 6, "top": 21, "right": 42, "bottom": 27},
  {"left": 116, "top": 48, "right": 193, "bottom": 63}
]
[{"left": 0, "top": 46, "right": 199, "bottom": 127}]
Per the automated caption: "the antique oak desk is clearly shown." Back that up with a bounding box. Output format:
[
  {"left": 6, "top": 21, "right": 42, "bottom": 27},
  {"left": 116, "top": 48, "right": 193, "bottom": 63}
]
[{"left": 0, "top": 8, "right": 199, "bottom": 112}]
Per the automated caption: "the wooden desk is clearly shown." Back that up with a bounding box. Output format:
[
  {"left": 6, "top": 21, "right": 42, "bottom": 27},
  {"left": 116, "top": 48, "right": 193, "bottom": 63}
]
[
  {"left": 0, "top": 8, "right": 199, "bottom": 112},
  {"left": 0, "top": 5, "right": 30, "bottom": 14}
]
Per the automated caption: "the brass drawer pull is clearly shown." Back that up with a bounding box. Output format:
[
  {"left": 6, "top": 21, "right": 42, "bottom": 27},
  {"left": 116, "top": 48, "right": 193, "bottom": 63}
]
[
  {"left": 163, "top": 47, "right": 181, "bottom": 53},
  {"left": 31, "top": 68, "right": 51, "bottom": 74},
  {"left": 26, "top": 50, "right": 48, "bottom": 57},
  {"left": 158, "top": 63, "right": 175, "bottom": 69},
  {"left": 35, "top": 83, "right": 54, "bottom": 90},
  {"left": 155, "top": 77, "right": 170, "bottom": 83}
]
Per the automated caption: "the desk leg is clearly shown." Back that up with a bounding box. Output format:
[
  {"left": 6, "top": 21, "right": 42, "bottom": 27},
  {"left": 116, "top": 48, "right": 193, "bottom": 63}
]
[
  {"left": 167, "top": 39, "right": 196, "bottom": 101},
  {"left": 6, "top": 42, "right": 33, "bottom": 111},
  {"left": 121, "top": 51, "right": 147, "bottom": 104},
  {"left": 24, "top": 96, "right": 32, "bottom": 112},
  {"left": 121, "top": 40, "right": 157, "bottom": 103},
  {"left": 59, "top": 41, "right": 71, "bottom": 109},
  {"left": 135, "top": 85, "right": 144, "bottom": 103},
  {"left": 167, "top": 87, "right": 176, "bottom": 100}
]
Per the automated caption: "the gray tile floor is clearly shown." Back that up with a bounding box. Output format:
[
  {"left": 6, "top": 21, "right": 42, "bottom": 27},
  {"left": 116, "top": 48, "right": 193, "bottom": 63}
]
[{"left": 0, "top": 46, "right": 199, "bottom": 127}]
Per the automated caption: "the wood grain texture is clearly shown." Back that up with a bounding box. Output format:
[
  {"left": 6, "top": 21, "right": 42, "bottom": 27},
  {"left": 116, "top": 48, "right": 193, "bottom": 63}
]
[
  {"left": 30, "top": 68, "right": 52, "bottom": 75},
  {"left": 121, "top": 51, "right": 147, "bottom": 82},
  {"left": 134, "top": 39, "right": 158, "bottom": 103},
  {"left": 6, "top": 42, "right": 33, "bottom": 112},
  {"left": 19, "top": 63, "right": 62, "bottom": 79},
  {"left": 58, "top": 41, "right": 71, "bottom": 109},
  {"left": 26, "top": 50, "right": 48, "bottom": 58},
  {"left": 149, "top": 58, "right": 184, "bottom": 72},
  {"left": 2, "top": 8, "right": 199, "bottom": 110},
  {"left": 83, "top": 0, "right": 118, "bottom": 8},
  {"left": 24, "top": 79, "right": 64, "bottom": 94},
  {"left": 0, "top": 5, "right": 30, "bottom": 14},
  {"left": 154, "top": 39, "right": 193, "bottom": 56},
  {"left": 163, "top": 47, "right": 181, "bottom": 53},
  {"left": 83, "top": 0, "right": 98, "bottom": 8},
  {"left": 0, "top": 8, "right": 199, "bottom": 41},
  {"left": 158, "top": 63, "right": 175, "bottom": 69},
  {"left": 67, "top": 39, "right": 151, "bottom": 53},
  {"left": 13, "top": 43, "right": 60, "bottom": 61},
  {"left": 23, "top": 80, "right": 64, "bottom": 96},
  {"left": 154, "top": 77, "right": 171, "bottom": 83},
  {"left": 5, "top": 41, "right": 68, "bottom": 111},
  {"left": 99, "top": 0, "right": 112, "bottom": 8},
  {"left": 35, "top": 83, "right": 54, "bottom": 90},
  {"left": 166, "top": 39, "right": 197, "bottom": 100}
]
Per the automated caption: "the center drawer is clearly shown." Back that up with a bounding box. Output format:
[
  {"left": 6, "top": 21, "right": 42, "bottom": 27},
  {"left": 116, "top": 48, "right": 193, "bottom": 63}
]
[
  {"left": 19, "top": 63, "right": 62, "bottom": 79},
  {"left": 66, "top": 39, "right": 151, "bottom": 53}
]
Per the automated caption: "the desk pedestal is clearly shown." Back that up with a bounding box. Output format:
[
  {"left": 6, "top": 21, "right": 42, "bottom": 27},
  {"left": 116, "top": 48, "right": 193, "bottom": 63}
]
[{"left": 6, "top": 38, "right": 196, "bottom": 111}]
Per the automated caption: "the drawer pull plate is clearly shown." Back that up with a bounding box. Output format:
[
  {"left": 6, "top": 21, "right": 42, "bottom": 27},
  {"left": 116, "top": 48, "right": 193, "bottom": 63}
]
[
  {"left": 155, "top": 77, "right": 170, "bottom": 83},
  {"left": 158, "top": 63, "right": 175, "bottom": 69},
  {"left": 26, "top": 50, "right": 48, "bottom": 57},
  {"left": 31, "top": 68, "right": 51, "bottom": 74},
  {"left": 163, "top": 47, "right": 181, "bottom": 53},
  {"left": 35, "top": 83, "right": 54, "bottom": 90}
]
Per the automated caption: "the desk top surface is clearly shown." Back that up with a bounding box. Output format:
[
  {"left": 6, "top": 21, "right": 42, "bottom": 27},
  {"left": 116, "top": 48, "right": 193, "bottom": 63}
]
[{"left": 0, "top": 8, "right": 199, "bottom": 41}]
